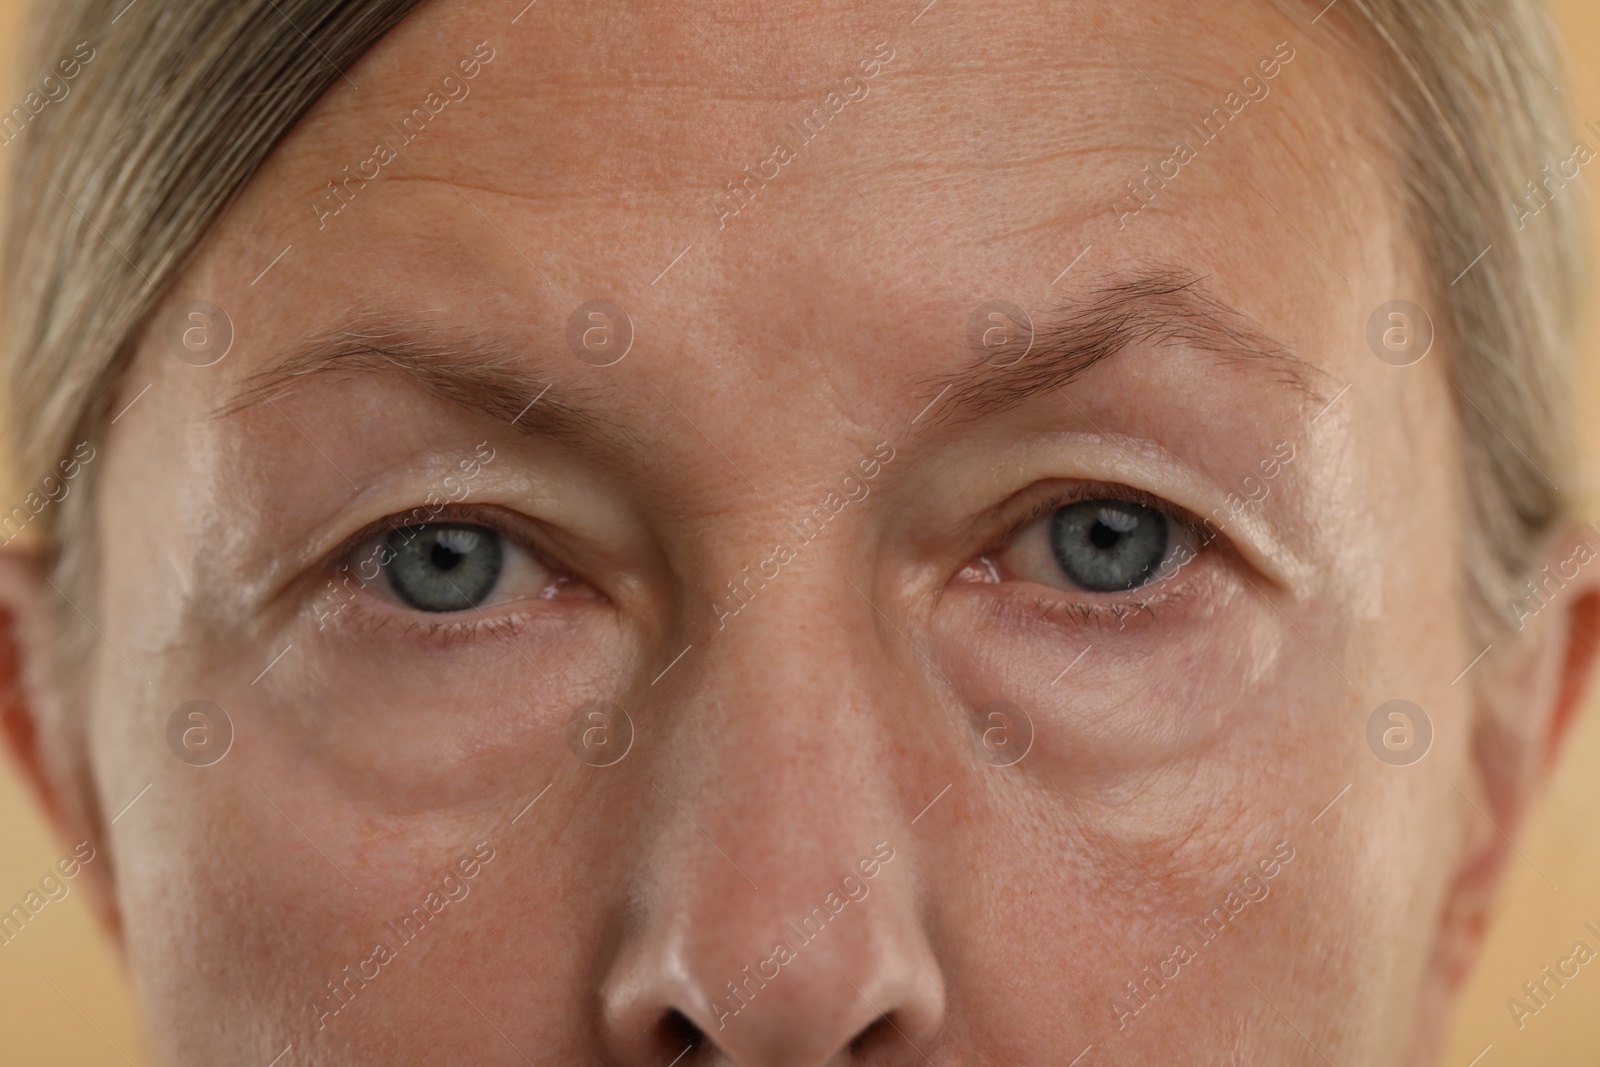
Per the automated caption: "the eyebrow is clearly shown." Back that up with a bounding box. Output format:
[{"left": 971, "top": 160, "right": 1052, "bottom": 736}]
[
  {"left": 914, "top": 267, "right": 1325, "bottom": 429},
  {"left": 218, "top": 322, "right": 640, "bottom": 459}
]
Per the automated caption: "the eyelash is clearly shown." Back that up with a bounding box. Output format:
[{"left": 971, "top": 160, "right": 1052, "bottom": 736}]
[
  {"left": 348, "top": 601, "right": 541, "bottom": 645},
  {"left": 997, "top": 482, "right": 1200, "bottom": 546}
]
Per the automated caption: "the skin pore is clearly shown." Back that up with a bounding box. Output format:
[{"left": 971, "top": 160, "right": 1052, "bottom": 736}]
[{"left": 2, "top": 0, "right": 1599, "bottom": 1064}]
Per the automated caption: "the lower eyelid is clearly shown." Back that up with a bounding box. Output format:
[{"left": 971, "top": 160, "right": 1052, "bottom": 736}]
[
  {"left": 328, "top": 593, "right": 551, "bottom": 646},
  {"left": 983, "top": 580, "right": 1197, "bottom": 637},
  {"left": 311, "top": 565, "right": 584, "bottom": 647}
]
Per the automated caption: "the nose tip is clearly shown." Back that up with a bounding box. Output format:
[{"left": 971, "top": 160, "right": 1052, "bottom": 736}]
[{"left": 600, "top": 897, "right": 945, "bottom": 1067}]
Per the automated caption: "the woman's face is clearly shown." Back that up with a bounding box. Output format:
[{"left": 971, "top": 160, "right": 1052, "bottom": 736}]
[{"left": 31, "top": 0, "right": 1593, "bottom": 1064}]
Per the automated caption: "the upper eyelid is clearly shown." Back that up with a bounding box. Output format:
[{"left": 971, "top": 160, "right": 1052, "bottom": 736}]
[
  {"left": 329, "top": 504, "right": 555, "bottom": 593},
  {"left": 346, "top": 504, "right": 541, "bottom": 557},
  {"left": 967, "top": 429, "right": 1306, "bottom": 592},
  {"left": 997, "top": 481, "right": 1213, "bottom": 553}
]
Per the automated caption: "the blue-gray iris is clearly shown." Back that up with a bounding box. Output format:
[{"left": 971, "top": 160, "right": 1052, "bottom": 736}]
[
  {"left": 385, "top": 523, "right": 503, "bottom": 611},
  {"left": 1048, "top": 500, "right": 1168, "bottom": 592}
]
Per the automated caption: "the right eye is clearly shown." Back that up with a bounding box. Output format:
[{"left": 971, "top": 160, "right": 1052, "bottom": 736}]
[{"left": 341, "top": 516, "right": 562, "bottom": 615}]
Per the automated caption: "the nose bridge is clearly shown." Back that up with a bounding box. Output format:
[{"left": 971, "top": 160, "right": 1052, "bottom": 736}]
[
  {"left": 685, "top": 573, "right": 906, "bottom": 867},
  {"left": 600, "top": 571, "right": 947, "bottom": 1066}
]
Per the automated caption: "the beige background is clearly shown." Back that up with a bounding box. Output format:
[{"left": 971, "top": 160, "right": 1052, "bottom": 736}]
[{"left": 0, "top": 2, "right": 1598, "bottom": 1063}]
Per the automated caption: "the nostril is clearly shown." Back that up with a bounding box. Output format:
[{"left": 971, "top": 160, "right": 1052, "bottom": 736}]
[
  {"left": 660, "top": 1008, "right": 704, "bottom": 1061},
  {"left": 847, "top": 1013, "right": 893, "bottom": 1058},
  {"left": 849, "top": 1006, "right": 937, "bottom": 1062}
]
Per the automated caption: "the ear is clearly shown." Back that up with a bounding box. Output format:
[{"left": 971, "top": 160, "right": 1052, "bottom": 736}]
[
  {"left": 1477, "top": 525, "right": 1600, "bottom": 822},
  {"left": 1425, "top": 522, "right": 1600, "bottom": 998},
  {"left": 0, "top": 543, "right": 123, "bottom": 950}
]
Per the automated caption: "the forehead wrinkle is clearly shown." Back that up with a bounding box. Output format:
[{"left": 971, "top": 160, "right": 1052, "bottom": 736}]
[
  {"left": 916, "top": 266, "right": 1331, "bottom": 430},
  {"left": 214, "top": 322, "right": 643, "bottom": 462}
]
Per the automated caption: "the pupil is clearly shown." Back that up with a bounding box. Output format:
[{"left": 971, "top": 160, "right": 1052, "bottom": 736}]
[
  {"left": 1089, "top": 522, "right": 1120, "bottom": 550},
  {"left": 431, "top": 542, "right": 463, "bottom": 570}
]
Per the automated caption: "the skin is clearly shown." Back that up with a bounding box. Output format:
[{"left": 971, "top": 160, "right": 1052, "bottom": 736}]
[{"left": 2, "top": 0, "right": 1599, "bottom": 1064}]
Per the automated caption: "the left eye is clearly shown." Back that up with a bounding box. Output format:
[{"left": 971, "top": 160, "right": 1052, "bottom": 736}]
[{"left": 997, "top": 496, "right": 1194, "bottom": 594}]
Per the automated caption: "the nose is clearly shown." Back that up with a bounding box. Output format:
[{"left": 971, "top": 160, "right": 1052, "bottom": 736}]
[
  {"left": 601, "top": 878, "right": 944, "bottom": 1067},
  {"left": 598, "top": 584, "right": 947, "bottom": 1067}
]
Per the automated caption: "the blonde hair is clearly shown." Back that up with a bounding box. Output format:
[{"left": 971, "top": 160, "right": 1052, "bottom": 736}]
[
  {"left": 1316, "top": 0, "right": 1586, "bottom": 635},
  {"left": 1, "top": 0, "right": 428, "bottom": 777},
  {"left": 0, "top": 0, "right": 1586, "bottom": 655}
]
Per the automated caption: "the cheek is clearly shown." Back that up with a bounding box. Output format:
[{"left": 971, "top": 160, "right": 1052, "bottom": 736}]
[
  {"left": 113, "top": 775, "right": 576, "bottom": 1064},
  {"left": 927, "top": 536, "right": 1386, "bottom": 895}
]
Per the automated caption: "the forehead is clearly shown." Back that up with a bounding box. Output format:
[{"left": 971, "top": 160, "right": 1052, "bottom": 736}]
[{"left": 196, "top": 0, "right": 1393, "bottom": 404}]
